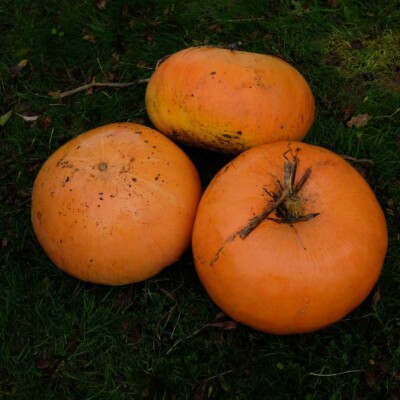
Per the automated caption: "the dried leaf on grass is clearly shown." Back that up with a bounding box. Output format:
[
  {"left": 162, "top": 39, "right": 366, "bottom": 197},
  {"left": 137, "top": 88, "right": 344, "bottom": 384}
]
[
  {"left": 323, "top": 53, "right": 341, "bottom": 66},
  {"left": 83, "top": 34, "right": 97, "bottom": 43},
  {"left": 9, "top": 59, "right": 28, "bottom": 78},
  {"left": 95, "top": 0, "right": 106, "bottom": 10},
  {"left": 35, "top": 358, "right": 50, "bottom": 370},
  {"left": 372, "top": 288, "right": 381, "bottom": 306},
  {"left": 346, "top": 113, "right": 371, "bottom": 128},
  {"left": 18, "top": 114, "right": 40, "bottom": 122},
  {"left": 209, "top": 320, "right": 238, "bottom": 330},
  {"left": 39, "top": 116, "right": 53, "bottom": 129},
  {"left": 0, "top": 110, "right": 13, "bottom": 126},
  {"left": 209, "top": 311, "right": 238, "bottom": 330},
  {"left": 159, "top": 287, "right": 177, "bottom": 302}
]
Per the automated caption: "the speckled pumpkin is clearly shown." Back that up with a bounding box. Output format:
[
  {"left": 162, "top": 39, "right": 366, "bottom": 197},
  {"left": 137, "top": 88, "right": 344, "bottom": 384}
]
[
  {"left": 192, "top": 141, "right": 387, "bottom": 334},
  {"left": 31, "top": 123, "right": 202, "bottom": 285},
  {"left": 145, "top": 47, "right": 315, "bottom": 153}
]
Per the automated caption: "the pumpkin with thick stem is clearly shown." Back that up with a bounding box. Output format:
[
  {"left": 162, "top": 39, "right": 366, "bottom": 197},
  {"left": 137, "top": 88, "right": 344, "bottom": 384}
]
[
  {"left": 145, "top": 46, "right": 315, "bottom": 154},
  {"left": 192, "top": 141, "right": 387, "bottom": 334},
  {"left": 31, "top": 123, "right": 202, "bottom": 285}
]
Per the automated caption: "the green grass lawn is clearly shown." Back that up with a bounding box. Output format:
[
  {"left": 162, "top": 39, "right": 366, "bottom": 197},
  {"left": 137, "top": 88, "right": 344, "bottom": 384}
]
[{"left": 1, "top": 0, "right": 400, "bottom": 398}]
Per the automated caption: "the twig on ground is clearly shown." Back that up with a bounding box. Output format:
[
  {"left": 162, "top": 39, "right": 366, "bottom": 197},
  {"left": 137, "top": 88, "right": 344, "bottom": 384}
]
[
  {"left": 309, "top": 369, "right": 365, "bottom": 377},
  {"left": 342, "top": 155, "right": 374, "bottom": 166},
  {"left": 51, "top": 79, "right": 149, "bottom": 99}
]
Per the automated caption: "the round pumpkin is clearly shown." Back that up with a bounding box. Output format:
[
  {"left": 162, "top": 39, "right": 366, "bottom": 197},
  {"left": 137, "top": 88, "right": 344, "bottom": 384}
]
[
  {"left": 145, "top": 46, "right": 315, "bottom": 153},
  {"left": 31, "top": 123, "right": 202, "bottom": 285},
  {"left": 192, "top": 141, "right": 387, "bottom": 334}
]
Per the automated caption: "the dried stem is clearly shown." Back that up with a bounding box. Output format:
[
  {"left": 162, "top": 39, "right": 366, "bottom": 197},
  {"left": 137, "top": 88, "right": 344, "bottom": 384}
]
[
  {"left": 238, "top": 188, "right": 289, "bottom": 239},
  {"left": 51, "top": 79, "right": 149, "bottom": 100},
  {"left": 237, "top": 154, "right": 317, "bottom": 239},
  {"left": 295, "top": 167, "right": 312, "bottom": 192},
  {"left": 209, "top": 149, "right": 319, "bottom": 267},
  {"left": 342, "top": 155, "right": 374, "bottom": 166}
]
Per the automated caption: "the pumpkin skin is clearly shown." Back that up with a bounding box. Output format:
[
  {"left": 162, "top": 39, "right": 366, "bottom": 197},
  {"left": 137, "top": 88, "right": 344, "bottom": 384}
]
[
  {"left": 145, "top": 47, "right": 315, "bottom": 153},
  {"left": 31, "top": 123, "right": 202, "bottom": 285},
  {"left": 192, "top": 141, "right": 387, "bottom": 334}
]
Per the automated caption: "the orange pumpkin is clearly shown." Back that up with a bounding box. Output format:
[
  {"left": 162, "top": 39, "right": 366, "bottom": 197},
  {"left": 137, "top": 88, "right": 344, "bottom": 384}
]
[
  {"left": 31, "top": 123, "right": 202, "bottom": 285},
  {"left": 145, "top": 47, "right": 315, "bottom": 153},
  {"left": 192, "top": 141, "right": 387, "bottom": 334}
]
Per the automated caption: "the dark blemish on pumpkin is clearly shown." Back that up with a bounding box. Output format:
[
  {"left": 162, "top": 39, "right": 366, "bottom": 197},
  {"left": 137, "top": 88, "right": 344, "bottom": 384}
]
[
  {"left": 89, "top": 259, "right": 93, "bottom": 263},
  {"left": 191, "top": 94, "right": 194, "bottom": 97},
  {"left": 210, "top": 71, "right": 216, "bottom": 75},
  {"left": 154, "top": 174, "right": 160, "bottom": 181},
  {"left": 222, "top": 134, "right": 240, "bottom": 140},
  {"left": 99, "top": 197, "right": 103, "bottom": 201},
  {"left": 56, "top": 155, "right": 66, "bottom": 167},
  {"left": 301, "top": 114, "right": 304, "bottom": 123},
  {"left": 152, "top": 146, "right": 156, "bottom": 149},
  {"left": 135, "top": 131, "right": 142, "bottom": 134},
  {"left": 97, "top": 205, "right": 101, "bottom": 207},
  {"left": 37, "top": 211, "right": 42, "bottom": 221},
  {"left": 58, "top": 160, "right": 73, "bottom": 169},
  {"left": 131, "top": 177, "right": 137, "bottom": 182},
  {"left": 236, "top": 131, "right": 242, "bottom": 135},
  {"left": 59, "top": 239, "right": 63, "bottom": 243},
  {"left": 144, "top": 140, "right": 149, "bottom": 143},
  {"left": 65, "top": 176, "right": 70, "bottom": 182},
  {"left": 69, "top": 188, "right": 73, "bottom": 192},
  {"left": 110, "top": 194, "right": 115, "bottom": 198},
  {"left": 76, "top": 145, "right": 81, "bottom": 150}
]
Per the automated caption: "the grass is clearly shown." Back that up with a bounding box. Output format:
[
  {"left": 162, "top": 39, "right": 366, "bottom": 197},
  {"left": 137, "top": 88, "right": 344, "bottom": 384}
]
[{"left": 1, "top": 0, "right": 400, "bottom": 398}]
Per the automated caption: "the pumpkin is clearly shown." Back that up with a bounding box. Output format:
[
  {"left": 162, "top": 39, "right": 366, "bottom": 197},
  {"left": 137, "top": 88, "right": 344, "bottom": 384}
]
[
  {"left": 145, "top": 46, "right": 315, "bottom": 153},
  {"left": 31, "top": 123, "right": 202, "bottom": 285},
  {"left": 192, "top": 141, "right": 387, "bottom": 334}
]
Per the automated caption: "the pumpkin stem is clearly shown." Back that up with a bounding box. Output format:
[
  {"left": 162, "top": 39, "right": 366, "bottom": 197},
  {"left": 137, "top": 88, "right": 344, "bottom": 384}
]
[{"left": 238, "top": 151, "right": 318, "bottom": 239}]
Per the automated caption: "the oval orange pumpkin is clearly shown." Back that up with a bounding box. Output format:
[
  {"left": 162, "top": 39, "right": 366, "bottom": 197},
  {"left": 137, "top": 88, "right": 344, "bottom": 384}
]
[
  {"left": 31, "top": 123, "right": 202, "bottom": 285},
  {"left": 145, "top": 47, "right": 315, "bottom": 153},
  {"left": 192, "top": 141, "right": 387, "bottom": 334}
]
